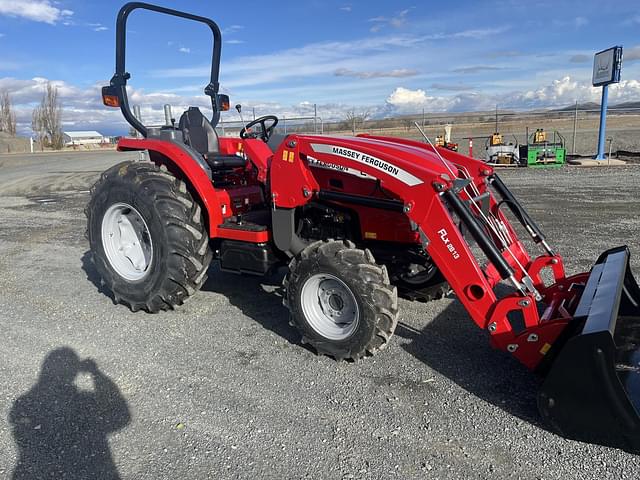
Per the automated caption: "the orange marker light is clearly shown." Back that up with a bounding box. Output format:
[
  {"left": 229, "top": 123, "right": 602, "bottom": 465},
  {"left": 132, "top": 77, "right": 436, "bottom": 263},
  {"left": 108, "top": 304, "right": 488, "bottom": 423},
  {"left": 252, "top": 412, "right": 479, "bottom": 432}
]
[{"left": 102, "top": 94, "right": 120, "bottom": 108}]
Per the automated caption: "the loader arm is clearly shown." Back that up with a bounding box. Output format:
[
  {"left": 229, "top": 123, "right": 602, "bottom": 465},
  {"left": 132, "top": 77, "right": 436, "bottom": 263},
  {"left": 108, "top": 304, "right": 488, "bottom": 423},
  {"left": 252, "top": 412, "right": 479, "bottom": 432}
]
[
  {"left": 272, "top": 133, "right": 640, "bottom": 451},
  {"left": 269, "top": 134, "right": 586, "bottom": 370}
]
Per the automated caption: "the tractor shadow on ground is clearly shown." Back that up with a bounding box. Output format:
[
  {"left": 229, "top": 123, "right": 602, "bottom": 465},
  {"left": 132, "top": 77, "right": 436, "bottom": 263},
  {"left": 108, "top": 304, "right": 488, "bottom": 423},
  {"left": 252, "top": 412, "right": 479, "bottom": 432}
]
[
  {"left": 396, "top": 296, "right": 546, "bottom": 428},
  {"left": 201, "top": 265, "right": 309, "bottom": 349}
]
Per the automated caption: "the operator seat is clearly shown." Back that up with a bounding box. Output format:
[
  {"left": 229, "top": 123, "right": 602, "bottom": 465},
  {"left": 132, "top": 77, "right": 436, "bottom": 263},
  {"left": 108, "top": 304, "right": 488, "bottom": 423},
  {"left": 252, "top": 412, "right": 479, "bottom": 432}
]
[
  {"left": 178, "top": 107, "right": 246, "bottom": 170},
  {"left": 267, "top": 133, "right": 287, "bottom": 153}
]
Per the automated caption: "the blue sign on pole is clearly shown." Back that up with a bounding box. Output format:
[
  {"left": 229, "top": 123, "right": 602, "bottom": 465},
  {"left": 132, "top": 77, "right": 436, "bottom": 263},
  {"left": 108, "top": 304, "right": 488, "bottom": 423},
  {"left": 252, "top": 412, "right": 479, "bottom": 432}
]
[{"left": 593, "top": 46, "right": 623, "bottom": 160}]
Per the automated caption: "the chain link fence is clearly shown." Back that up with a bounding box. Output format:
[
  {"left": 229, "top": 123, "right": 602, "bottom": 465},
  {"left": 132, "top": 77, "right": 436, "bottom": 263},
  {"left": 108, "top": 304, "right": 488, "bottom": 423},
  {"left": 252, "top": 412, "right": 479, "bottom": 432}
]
[
  {"left": 231, "top": 108, "right": 640, "bottom": 160},
  {"left": 322, "top": 109, "right": 640, "bottom": 159}
]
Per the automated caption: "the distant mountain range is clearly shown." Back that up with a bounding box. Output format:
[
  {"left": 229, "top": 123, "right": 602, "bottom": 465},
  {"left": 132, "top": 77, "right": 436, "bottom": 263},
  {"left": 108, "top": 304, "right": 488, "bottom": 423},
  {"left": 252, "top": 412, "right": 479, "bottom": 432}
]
[{"left": 556, "top": 101, "right": 640, "bottom": 111}]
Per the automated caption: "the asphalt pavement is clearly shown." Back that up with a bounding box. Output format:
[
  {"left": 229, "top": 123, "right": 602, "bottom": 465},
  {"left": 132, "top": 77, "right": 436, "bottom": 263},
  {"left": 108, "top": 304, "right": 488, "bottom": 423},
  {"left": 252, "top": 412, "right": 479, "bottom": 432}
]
[{"left": 0, "top": 150, "right": 639, "bottom": 479}]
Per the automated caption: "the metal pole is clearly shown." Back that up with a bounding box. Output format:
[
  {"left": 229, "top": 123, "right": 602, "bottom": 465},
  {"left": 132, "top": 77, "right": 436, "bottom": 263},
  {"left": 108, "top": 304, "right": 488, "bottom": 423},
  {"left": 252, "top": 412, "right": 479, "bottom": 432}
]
[
  {"left": 571, "top": 100, "right": 578, "bottom": 155},
  {"left": 253, "top": 107, "right": 256, "bottom": 121},
  {"left": 352, "top": 110, "right": 356, "bottom": 136},
  {"left": 495, "top": 105, "right": 498, "bottom": 132},
  {"left": 595, "top": 85, "right": 609, "bottom": 160},
  {"left": 283, "top": 116, "right": 287, "bottom": 134},
  {"left": 608, "top": 137, "right": 613, "bottom": 164},
  {"left": 314, "top": 103, "right": 317, "bottom": 134},
  {"left": 422, "top": 108, "right": 425, "bottom": 128},
  {"left": 163, "top": 104, "right": 173, "bottom": 126},
  {"left": 133, "top": 105, "right": 142, "bottom": 138},
  {"left": 30, "top": 137, "right": 34, "bottom": 153}
]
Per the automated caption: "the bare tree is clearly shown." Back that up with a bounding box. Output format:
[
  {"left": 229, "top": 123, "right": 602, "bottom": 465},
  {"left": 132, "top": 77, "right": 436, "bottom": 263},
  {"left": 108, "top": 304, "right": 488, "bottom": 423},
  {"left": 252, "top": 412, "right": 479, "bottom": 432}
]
[
  {"left": 0, "top": 91, "right": 17, "bottom": 135},
  {"left": 344, "top": 109, "right": 372, "bottom": 134},
  {"left": 32, "top": 82, "right": 64, "bottom": 149},
  {"left": 32, "top": 108, "right": 46, "bottom": 151}
]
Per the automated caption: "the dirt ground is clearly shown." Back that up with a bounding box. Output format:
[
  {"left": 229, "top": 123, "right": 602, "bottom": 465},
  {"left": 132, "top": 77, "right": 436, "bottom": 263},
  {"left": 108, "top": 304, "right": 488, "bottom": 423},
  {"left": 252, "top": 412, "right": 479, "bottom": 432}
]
[{"left": 0, "top": 151, "right": 639, "bottom": 479}]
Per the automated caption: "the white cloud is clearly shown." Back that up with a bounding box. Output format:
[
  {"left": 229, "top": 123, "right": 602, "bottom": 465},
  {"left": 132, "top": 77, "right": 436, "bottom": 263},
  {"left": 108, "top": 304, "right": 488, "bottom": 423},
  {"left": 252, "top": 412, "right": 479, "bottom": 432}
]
[
  {"left": 486, "top": 50, "right": 523, "bottom": 59},
  {"left": 368, "top": 9, "right": 411, "bottom": 32},
  {"left": 424, "top": 27, "right": 511, "bottom": 41},
  {"left": 225, "top": 39, "right": 245, "bottom": 45},
  {"left": 178, "top": 47, "right": 191, "bottom": 54},
  {"left": 154, "top": 34, "right": 430, "bottom": 91},
  {"left": 452, "top": 65, "right": 505, "bottom": 74},
  {"left": 382, "top": 76, "right": 640, "bottom": 115},
  {"left": 569, "top": 54, "right": 590, "bottom": 63},
  {"left": 339, "top": 5, "right": 352, "bottom": 12},
  {"left": 511, "top": 76, "right": 640, "bottom": 107},
  {"left": 452, "top": 27, "right": 511, "bottom": 39},
  {"left": 0, "top": 0, "right": 73, "bottom": 24},
  {"left": 626, "top": 46, "right": 640, "bottom": 62},
  {"left": 93, "top": 26, "right": 107, "bottom": 32},
  {"left": 553, "top": 16, "right": 589, "bottom": 28},
  {"left": 431, "top": 83, "right": 473, "bottom": 92},
  {"left": 222, "top": 25, "right": 244, "bottom": 35},
  {"left": 335, "top": 68, "right": 418, "bottom": 79},
  {"left": 386, "top": 87, "right": 428, "bottom": 107},
  {"left": 2, "top": 74, "right": 639, "bottom": 137}
]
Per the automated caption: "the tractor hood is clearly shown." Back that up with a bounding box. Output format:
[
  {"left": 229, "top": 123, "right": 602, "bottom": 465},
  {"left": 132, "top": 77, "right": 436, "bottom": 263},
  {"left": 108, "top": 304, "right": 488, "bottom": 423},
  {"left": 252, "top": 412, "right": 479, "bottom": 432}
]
[{"left": 298, "top": 135, "right": 459, "bottom": 185}]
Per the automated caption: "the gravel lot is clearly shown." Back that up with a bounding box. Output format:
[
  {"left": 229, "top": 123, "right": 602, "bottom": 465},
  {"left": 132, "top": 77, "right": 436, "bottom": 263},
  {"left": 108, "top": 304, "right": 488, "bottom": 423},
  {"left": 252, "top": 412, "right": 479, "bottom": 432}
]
[{"left": 0, "top": 151, "right": 639, "bottom": 479}]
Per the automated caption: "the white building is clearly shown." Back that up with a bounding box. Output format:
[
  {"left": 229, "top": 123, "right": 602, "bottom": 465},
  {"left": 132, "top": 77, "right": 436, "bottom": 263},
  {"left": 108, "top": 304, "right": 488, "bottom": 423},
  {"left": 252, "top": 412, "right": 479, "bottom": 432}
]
[{"left": 63, "top": 131, "right": 105, "bottom": 146}]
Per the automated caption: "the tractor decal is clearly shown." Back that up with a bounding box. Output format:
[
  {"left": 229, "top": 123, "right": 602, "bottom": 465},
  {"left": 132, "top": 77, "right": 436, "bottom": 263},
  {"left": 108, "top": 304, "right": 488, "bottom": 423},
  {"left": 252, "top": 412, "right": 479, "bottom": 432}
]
[
  {"left": 307, "top": 156, "right": 374, "bottom": 180},
  {"left": 310, "top": 143, "right": 423, "bottom": 186}
]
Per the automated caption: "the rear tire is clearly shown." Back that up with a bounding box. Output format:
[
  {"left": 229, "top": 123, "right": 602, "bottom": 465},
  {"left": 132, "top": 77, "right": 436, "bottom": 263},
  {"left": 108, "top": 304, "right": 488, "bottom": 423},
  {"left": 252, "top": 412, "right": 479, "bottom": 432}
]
[
  {"left": 390, "top": 248, "right": 450, "bottom": 302},
  {"left": 396, "top": 269, "right": 450, "bottom": 303},
  {"left": 86, "top": 161, "right": 212, "bottom": 312},
  {"left": 285, "top": 240, "right": 399, "bottom": 360}
]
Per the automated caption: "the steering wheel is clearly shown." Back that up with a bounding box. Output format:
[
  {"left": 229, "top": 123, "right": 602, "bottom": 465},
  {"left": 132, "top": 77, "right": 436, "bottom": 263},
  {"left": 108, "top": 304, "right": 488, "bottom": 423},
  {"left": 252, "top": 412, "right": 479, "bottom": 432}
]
[{"left": 240, "top": 115, "right": 279, "bottom": 142}]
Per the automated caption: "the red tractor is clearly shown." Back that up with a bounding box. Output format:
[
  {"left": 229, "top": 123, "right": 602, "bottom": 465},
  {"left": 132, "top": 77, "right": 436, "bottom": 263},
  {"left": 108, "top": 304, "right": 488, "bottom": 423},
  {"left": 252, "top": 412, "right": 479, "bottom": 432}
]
[{"left": 88, "top": 3, "right": 640, "bottom": 451}]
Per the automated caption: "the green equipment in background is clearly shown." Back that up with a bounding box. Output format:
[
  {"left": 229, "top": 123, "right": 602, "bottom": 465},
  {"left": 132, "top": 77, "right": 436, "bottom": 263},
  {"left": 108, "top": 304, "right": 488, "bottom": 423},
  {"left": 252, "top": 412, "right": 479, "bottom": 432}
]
[{"left": 519, "top": 129, "right": 566, "bottom": 167}]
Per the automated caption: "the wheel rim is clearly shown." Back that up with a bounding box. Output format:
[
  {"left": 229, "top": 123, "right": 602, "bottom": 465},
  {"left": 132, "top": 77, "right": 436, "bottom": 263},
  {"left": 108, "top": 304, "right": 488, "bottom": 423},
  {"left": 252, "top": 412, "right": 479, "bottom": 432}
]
[
  {"left": 300, "top": 273, "right": 359, "bottom": 341},
  {"left": 101, "top": 203, "right": 153, "bottom": 281}
]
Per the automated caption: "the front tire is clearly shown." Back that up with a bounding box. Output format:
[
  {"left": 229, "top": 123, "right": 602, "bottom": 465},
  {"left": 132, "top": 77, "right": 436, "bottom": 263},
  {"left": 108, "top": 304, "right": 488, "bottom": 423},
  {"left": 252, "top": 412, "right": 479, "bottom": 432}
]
[
  {"left": 285, "top": 240, "right": 399, "bottom": 360},
  {"left": 86, "top": 161, "right": 212, "bottom": 312}
]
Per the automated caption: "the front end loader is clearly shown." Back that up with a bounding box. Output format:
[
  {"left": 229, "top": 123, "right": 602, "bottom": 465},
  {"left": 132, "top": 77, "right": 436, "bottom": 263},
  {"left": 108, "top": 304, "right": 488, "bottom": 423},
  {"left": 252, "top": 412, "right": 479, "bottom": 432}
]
[{"left": 87, "top": 2, "right": 640, "bottom": 452}]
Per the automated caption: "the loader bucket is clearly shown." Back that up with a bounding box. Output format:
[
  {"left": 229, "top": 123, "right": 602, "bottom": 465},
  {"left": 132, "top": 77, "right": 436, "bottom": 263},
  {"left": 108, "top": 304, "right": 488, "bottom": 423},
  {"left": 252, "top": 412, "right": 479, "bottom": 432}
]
[{"left": 538, "top": 246, "right": 640, "bottom": 452}]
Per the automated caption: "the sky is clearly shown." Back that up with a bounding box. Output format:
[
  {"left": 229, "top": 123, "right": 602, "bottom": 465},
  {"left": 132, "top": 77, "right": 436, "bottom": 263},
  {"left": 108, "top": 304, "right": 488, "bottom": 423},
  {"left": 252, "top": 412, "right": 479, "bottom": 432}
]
[{"left": 0, "top": 0, "right": 639, "bottom": 136}]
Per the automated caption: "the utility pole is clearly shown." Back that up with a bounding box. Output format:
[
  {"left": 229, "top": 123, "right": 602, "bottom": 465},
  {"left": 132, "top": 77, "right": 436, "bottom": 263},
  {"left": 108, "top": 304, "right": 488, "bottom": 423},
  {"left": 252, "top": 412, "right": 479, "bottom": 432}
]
[
  {"left": 352, "top": 109, "right": 356, "bottom": 136},
  {"left": 572, "top": 100, "right": 578, "bottom": 155},
  {"left": 314, "top": 103, "right": 317, "bottom": 134},
  {"left": 495, "top": 104, "right": 498, "bottom": 132}
]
